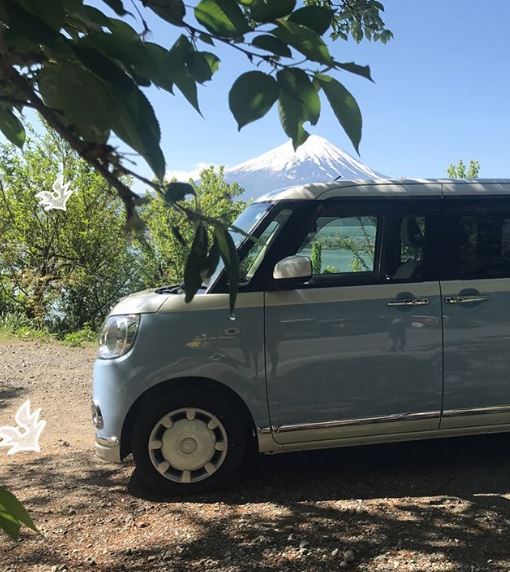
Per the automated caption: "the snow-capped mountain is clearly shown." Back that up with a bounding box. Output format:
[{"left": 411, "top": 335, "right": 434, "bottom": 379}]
[{"left": 224, "top": 135, "right": 384, "bottom": 200}]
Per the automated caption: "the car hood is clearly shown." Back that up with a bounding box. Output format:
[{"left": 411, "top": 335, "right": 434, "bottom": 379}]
[{"left": 109, "top": 289, "right": 170, "bottom": 315}]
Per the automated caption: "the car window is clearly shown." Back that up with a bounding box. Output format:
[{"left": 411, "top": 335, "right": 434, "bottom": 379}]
[
  {"left": 297, "top": 216, "right": 379, "bottom": 275},
  {"left": 447, "top": 211, "right": 510, "bottom": 279},
  {"left": 240, "top": 208, "right": 293, "bottom": 282}
]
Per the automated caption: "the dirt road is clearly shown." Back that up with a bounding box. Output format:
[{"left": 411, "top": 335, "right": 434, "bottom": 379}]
[{"left": 1, "top": 338, "right": 510, "bottom": 571}]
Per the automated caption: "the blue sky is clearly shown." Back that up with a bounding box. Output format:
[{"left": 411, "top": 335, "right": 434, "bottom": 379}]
[{"left": 59, "top": 1, "right": 510, "bottom": 180}]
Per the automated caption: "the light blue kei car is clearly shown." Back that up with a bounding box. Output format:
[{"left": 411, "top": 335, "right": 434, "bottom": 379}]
[{"left": 93, "top": 178, "right": 510, "bottom": 494}]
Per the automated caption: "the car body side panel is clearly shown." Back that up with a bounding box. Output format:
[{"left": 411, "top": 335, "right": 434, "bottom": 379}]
[
  {"left": 265, "top": 282, "right": 443, "bottom": 444},
  {"left": 441, "top": 278, "right": 510, "bottom": 428},
  {"left": 93, "top": 292, "right": 268, "bottom": 449}
]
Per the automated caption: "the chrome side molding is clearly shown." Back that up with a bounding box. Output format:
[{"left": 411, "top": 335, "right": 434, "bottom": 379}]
[
  {"left": 271, "top": 410, "right": 440, "bottom": 434},
  {"left": 443, "top": 404, "right": 510, "bottom": 417}
]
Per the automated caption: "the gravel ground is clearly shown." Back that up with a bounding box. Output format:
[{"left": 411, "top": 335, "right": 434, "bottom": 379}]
[{"left": 1, "top": 338, "right": 510, "bottom": 571}]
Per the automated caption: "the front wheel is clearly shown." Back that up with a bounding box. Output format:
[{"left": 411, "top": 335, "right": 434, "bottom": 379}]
[{"left": 132, "top": 388, "right": 247, "bottom": 495}]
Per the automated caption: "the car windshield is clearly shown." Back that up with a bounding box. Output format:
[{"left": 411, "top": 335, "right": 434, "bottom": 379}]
[
  {"left": 205, "top": 202, "right": 273, "bottom": 287},
  {"left": 229, "top": 202, "right": 272, "bottom": 247}
]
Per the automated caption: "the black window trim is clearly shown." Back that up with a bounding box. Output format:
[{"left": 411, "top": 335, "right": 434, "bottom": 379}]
[{"left": 267, "top": 196, "right": 443, "bottom": 291}]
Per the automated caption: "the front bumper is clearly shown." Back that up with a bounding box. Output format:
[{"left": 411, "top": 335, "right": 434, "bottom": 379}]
[{"left": 95, "top": 435, "right": 122, "bottom": 463}]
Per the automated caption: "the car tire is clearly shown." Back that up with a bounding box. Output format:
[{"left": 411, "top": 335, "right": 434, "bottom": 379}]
[{"left": 132, "top": 387, "right": 247, "bottom": 495}]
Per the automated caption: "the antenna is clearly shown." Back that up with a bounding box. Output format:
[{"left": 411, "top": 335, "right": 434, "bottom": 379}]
[{"left": 334, "top": 174, "right": 343, "bottom": 181}]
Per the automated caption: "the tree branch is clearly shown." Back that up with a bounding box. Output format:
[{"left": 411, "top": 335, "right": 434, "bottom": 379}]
[{"left": 0, "top": 32, "right": 140, "bottom": 219}]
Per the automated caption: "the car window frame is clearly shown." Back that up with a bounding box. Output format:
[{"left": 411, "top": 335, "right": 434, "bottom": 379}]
[
  {"left": 440, "top": 195, "right": 510, "bottom": 281},
  {"left": 266, "top": 197, "right": 443, "bottom": 291}
]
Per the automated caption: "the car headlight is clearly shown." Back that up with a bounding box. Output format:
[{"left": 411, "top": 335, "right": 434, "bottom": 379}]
[{"left": 98, "top": 314, "right": 140, "bottom": 359}]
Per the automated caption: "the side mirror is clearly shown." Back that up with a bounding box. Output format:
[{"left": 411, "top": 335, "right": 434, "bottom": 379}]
[{"left": 273, "top": 255, "right": 312, "bottom": 283}]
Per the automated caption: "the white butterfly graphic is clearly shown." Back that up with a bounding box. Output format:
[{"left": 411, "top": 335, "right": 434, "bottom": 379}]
[
  {"left": 0, "top": 400, "right": 46, "bottom": 455},
  {"left": 35, "top": 175, "right": 74, "bottom": 211}
]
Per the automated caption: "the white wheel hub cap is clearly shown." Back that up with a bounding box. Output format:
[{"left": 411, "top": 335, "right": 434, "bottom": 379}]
[{"left": 148, "top": 407, "right": 228, "bottom": 483}]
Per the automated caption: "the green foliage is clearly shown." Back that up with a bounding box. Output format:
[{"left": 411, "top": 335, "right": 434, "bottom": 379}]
[
  {"left": 304, "top": 0, "right": 393, "bottom": 43},
  {"left": 0, "top": 0, "right": 388, "bottom": 311},
  {"left": 317, "top": 74, "right": 362, "bottom": 153},
  {"left": 0, "top": 486, "right": 38, "bottom": 540},
  {"left": 310, "top": 241, "right": 322, "bottom": 273},
  {"left": 0, "top": 312, "right": 50, "bottom": 341},
  {"left": 0, "top": 130, "right": 146, "bottom": 331},
  {"left": 0, "top": 0, "right": 380, "bottom": 176},
  {"left": 141, "top": 166, "right": 246, "bottom": 291},
  {"left": 229, "top": 71, "right": 279, "bottom": 130},
  {"left": 447, "top": 159, "right": 480, "bottom": 179},
  {"left": 61, "top": 325, "right": 97, "bottom": 347}
]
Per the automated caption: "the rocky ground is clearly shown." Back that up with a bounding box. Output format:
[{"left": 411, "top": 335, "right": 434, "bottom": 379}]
[{"left": 1, "top": 339, "right": 510, "bottom": 571}]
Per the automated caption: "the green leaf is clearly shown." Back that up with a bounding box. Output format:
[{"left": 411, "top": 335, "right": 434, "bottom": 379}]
[
  {"left": 335, "top": 61, "right": 374, "bottom": 82},
  {"left": 4, "top": 2, "right": 60, "bottom": 45},
  {"left": 143, "top": 0, "right": 185, "bottom": 25},
  {"left": 168, "top": 34, "right": 193, "bottom": 73},
  {"left": 79, "top": 34, "right": 174, "bottom": 91},
  {"left": 171, "top": 225, "right": 186, "bottom": 246},
  {"left": 229, "top": 71, "right": 278, "bottom": 130},
  {"left": 188, "top": 51, "right": 219, "bottom": 84},
  {"left": 71, "top": 5, "right": 113, "bottom": 31},
  {"left": 0, "top": 108, "right": 25, "bottom": 148},
  {"left": 72, "top": 45, "right": 135, "bottom": 92},
  {"left": 277, "top": 90, "right": 309, "bottom": 150},
  {"left": 0, "top": 512, "right": 21, "bottom": 539},
  {"left": 202, "top": 52, "right": 220, "bottom": 75},
  {"left": 287, "top": 6, "right": 334, "bottom": 35},
  {"left": 213, "top": 224, "right": 239, "bottom": 313},
  {"left": 184, "top": 225, "right": 208, "bottom": 303},
  {"left": 249, "top": 0, "right": 295, "bottom": 22},
  {"left": 0, "top": 487, "right": 37, "bottom": 533},
  {"left": 38, "top": 63, "right": 114, "bottom": 143},
  {"left": 277, "top": 68, "right": 320, "bottom": 125},
  {"left": 317, "top": 73, "right": 362, "bottom": 154},
  {"left": 111, "top": 86, "right": 166, "bottom": 179},
  {"left": 199, "top": 33, "right": 215, "bottom": 45},
  {"left": 165, "top": 182, "right": 195, "bottom": 203},
  {"left": 173, "top": 71, "right": 201, "bottom": 114},
  {"left": 102, "top": 0, "right": 128, "bottom": 15},
  {"left": 251, "top": 34, "right": 291, "bottom": 57},
  {"left": 106, "top": 17, "right": 139, "bottom": 41},
  {"left": 205, "top": 237, "right": 220, "bottom": 277},
  {"left": 195, "top": 0, "right": 250, "bottom": 38},
  {"left": 272, "top": 20, "right": 333, "bottom": 65},
  {"left": 18, "top": 0, "right": 65, "bottom": 30},
  {"left": 142, "top": 42, "right": 174, "bottom": 90}
]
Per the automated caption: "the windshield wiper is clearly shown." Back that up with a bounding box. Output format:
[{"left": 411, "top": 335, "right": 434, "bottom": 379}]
[{"left": 155, "top": 284, "right": 207, "bottom": 295}]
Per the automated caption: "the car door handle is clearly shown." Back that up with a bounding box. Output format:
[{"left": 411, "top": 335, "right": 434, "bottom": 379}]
[
  {"left": 444, "top": 295, "right": 489, "bottom": 305},
  {"left": 387, "top": 297, "right": 429, "bottom": 307}
]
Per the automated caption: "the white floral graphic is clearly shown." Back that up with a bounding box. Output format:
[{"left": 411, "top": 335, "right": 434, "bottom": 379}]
[
  {"left": 35, "top": 175, "right": 74, "bottom": 211},
  {"left": 0, "top": 400, "right": 46, "bottom": 455}
]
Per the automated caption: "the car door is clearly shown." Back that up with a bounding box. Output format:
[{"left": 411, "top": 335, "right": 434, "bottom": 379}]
[
  {"left": 265, "top": 197, "right": 444, "bottom": 444},
  {"left": 440, "top": 195, "right": 510, "bottom": 429}
]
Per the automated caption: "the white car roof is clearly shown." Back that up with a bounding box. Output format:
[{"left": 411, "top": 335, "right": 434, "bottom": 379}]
[{"left": 254, "top": 179, "right": 510, "bottom": 202}]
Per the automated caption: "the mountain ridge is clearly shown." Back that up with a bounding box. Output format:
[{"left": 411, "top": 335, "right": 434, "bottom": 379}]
[
  {"left": 165, "top": 136, "right": 385, "bottom": 201},
  {"left": 224, "top": 136, "right": 384, "bottom": 200}
]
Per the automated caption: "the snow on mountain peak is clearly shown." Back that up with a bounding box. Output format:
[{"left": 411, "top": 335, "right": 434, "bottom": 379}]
[{"left": 224, "top": 135, "right": 385, "bottom": 200}]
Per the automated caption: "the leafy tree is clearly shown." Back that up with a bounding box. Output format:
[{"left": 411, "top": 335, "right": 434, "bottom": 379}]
[
  {"left": 305, "top": 0, "right": 393, "bottom": 43},
  {"left": 447, "top": 159, "right": 480, "bottom": 179},
  {"left": 0, "top": 1, "right": 391, "bottom": 535},
  {"left": 310, "top": 241, "right": 322, "bottom": 273},
  {"left": 0, "top": 0, "right": 389, "bottom": 312},
  {"left": 0, "top": 130, "right": 145, "bottom": 331},
  {"left": 142, "top": 166, "right": 246, "bottom": 286}
]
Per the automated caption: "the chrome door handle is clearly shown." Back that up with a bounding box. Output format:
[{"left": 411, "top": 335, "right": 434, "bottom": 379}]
[
  {"left": 444, "top": 295, "right": 489, "bottom": 305},
  {"left": 387, "top": 298, "right": 429, "bottom": 307}
]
